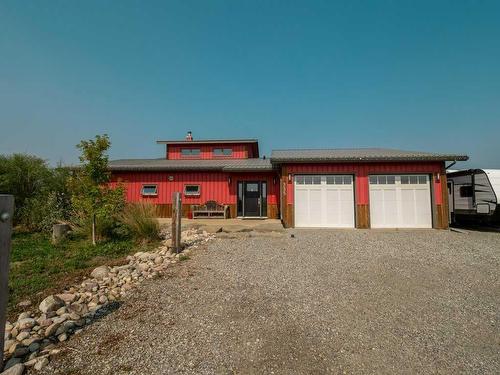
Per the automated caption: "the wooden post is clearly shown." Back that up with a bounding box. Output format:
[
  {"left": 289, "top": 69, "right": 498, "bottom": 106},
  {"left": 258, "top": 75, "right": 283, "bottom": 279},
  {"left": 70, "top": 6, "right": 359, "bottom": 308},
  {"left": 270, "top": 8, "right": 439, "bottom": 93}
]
[
  {"left": 0, "top": 195, "right": 14, "bottom": 369},
  {"left": 171, "top": 192, "right": 182, "bottom": 254},
  {"left": 92, "top": 213, "right": 96, "bottom": 245}
]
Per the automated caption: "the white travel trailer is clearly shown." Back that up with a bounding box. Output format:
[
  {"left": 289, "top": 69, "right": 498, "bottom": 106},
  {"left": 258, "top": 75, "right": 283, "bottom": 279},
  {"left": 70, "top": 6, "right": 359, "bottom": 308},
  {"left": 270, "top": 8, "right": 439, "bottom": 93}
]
[{"left": 447, "top": 169, "right": 500, "bottom": 225}]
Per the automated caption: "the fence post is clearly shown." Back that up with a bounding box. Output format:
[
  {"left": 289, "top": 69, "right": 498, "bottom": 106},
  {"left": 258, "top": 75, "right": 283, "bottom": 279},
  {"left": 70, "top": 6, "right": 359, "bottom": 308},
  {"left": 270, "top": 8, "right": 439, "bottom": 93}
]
[
  {"left": 171, "top": 192, "right": 182, "bottom": 254},
  {"left": 0, "top": 195, "right": 14, "bottom": 369}
]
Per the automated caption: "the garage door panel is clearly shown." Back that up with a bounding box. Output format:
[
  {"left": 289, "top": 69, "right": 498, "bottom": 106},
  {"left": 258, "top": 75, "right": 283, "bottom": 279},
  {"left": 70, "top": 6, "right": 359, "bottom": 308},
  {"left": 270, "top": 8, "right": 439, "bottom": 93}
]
[
  {"left": 308, "top": 189, "right": 323, "bottom": 226},
  {"left": 294, "top": 189, "right": 309, "bottom": 227},
  {"left": 414, "top": 189, "right": 432, "bottom": 226},
  {"left": 370, "top": 175, "right": 432, "bottom": 228},
  {"left": 295, "top": 175, "right": 354, "bottom": 228}
]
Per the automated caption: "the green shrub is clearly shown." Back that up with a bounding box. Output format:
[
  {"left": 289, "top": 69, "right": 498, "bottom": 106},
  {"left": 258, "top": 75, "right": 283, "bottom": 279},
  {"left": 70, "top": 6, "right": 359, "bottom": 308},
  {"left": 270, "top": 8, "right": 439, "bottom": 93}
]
[{"left": 119, "top": 201, "right": 160, "bottom": 242}]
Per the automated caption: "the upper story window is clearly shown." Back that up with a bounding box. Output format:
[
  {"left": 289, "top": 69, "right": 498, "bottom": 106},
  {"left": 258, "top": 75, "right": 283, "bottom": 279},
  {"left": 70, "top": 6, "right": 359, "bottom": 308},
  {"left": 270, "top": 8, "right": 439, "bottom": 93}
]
[
  {"left": 213, "top": 148, "right": 233, "bottom": 157},
  {"left": 181, "top": 148, "right": 201, "bottom": 157}
]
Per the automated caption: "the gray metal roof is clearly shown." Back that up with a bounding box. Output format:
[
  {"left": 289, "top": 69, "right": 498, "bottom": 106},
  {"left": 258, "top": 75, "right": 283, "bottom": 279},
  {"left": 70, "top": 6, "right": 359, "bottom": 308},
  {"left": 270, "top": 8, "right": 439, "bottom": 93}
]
[
  {"left": 270, "top": 148, "right": 468, "bottom": 163},
  {"left": 108, "top": 158, "right": 274, "bottom": 172},
  {"left": 156, "top": 139, "right": 258, "bottom": 145}
]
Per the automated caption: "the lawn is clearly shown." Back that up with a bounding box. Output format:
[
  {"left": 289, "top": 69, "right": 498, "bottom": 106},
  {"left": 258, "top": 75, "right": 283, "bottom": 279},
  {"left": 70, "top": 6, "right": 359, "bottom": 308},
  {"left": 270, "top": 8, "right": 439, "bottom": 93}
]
[{"left": 8, "top": 231, "right": 158, "bottom": 314}]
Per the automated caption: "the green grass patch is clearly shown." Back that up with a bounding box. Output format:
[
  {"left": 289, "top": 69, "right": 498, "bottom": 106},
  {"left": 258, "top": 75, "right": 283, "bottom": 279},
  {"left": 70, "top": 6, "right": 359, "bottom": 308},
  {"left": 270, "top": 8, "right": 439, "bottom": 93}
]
[{"left": 8, "top": 231, "right": 158, "bottom": 313}]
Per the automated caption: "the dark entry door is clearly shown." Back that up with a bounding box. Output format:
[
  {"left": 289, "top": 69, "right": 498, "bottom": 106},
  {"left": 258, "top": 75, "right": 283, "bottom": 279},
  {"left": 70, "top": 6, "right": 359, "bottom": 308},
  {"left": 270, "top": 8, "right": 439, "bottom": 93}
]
[{"left": 244, "top": 182, "right": 261, "bottom": 217}]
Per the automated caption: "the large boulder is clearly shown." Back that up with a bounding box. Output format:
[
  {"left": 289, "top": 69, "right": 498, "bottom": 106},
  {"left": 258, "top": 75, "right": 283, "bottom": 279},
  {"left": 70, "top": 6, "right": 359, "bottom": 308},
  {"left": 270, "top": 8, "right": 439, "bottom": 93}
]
[
  {"left": 39, "top": 295, "right": 64, "bottom": 314},
  {"left": 90, "top": 266, "right": 109, "bottom": 280}
]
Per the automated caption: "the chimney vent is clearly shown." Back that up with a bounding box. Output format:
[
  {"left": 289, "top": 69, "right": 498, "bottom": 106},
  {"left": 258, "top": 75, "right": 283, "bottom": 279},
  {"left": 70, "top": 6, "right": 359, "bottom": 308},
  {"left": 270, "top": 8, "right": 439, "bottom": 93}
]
[{"left": 185, "top": 131, "right": 193, "bottom": 141}]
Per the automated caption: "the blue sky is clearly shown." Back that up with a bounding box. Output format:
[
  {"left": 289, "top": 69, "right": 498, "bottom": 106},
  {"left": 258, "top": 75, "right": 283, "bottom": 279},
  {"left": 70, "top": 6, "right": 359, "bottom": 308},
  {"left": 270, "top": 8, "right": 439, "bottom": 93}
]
[{"left": 1, "top": 0, "right": 499, "bottom": 168}]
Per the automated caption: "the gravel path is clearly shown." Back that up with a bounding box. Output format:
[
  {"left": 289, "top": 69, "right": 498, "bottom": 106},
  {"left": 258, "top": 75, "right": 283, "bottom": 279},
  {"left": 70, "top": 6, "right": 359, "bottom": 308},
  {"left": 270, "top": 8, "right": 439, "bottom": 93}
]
[{"left": 38, "top": 229, "right": 500, "bottom": 374}]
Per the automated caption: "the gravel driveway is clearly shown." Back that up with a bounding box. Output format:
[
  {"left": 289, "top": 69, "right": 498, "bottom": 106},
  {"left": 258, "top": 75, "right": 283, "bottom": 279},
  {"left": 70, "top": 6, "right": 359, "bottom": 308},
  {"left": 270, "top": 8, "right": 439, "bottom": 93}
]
[{"left": 39, "top": 229, "right": 500, "bottom": 374}]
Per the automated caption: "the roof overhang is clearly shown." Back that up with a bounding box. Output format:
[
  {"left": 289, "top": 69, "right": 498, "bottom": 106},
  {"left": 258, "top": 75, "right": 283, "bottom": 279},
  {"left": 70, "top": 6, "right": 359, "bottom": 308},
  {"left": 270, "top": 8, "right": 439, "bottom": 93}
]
[
  {"left": 156, "top": 139, "right": 258, "bottom": 145},
  {"left": 270, "top": 149, "right": 469, "bottom": 164}
]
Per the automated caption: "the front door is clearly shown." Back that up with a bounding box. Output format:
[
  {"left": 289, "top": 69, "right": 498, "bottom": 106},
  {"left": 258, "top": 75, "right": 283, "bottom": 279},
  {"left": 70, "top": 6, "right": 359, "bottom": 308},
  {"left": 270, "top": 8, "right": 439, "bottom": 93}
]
[
  {"left": 237, "top": 181, "right": 268, "bottom": 217},
  {"left": 244, "top": 182, "right": 261, "bottom": 217}
]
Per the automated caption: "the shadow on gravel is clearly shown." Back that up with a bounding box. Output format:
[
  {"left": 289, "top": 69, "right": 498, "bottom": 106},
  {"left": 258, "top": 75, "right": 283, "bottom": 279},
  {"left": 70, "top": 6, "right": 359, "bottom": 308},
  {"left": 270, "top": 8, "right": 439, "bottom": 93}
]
[
  {"left": 451, "top": 223, "right": 500, "bottom": 233},
  {"left": 87, "top": 301, "right": 122, "bottom": 324}
]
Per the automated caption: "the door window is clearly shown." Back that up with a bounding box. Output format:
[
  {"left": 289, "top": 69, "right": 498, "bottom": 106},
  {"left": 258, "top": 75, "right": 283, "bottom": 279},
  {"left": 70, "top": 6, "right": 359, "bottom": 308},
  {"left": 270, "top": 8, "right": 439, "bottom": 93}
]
[{"left": 246, "top": 183, "right": 259, "bottom": 192}]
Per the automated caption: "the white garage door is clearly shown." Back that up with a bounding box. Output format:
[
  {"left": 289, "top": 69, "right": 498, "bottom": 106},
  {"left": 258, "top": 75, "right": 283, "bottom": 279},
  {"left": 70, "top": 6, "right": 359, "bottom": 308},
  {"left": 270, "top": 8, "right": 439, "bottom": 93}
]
[
  {"left": 295, "top": 175, "right": 355, "bottom": 228},
  {"left": 369, "top": 175, "right": 432, "bottom": 228}
]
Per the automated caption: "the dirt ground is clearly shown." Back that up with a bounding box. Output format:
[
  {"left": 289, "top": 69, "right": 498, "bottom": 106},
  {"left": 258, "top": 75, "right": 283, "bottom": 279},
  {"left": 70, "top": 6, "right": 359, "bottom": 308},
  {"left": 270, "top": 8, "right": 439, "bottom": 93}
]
[{"left": 38, "top": 229, "right": 500, "bottom": 374}]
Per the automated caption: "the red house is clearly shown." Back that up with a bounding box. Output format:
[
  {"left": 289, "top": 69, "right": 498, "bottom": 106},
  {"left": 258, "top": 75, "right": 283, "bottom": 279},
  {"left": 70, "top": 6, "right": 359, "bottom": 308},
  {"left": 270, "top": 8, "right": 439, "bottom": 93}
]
[{"left": 109, "top": 132, "right": 468, "bottom": 229}]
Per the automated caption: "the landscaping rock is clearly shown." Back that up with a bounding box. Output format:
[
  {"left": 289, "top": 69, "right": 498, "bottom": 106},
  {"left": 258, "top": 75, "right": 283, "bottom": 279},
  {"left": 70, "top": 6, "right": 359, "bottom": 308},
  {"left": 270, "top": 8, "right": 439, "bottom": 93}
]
[
  {"left": 44, "top": 322, "right": 61, "bottom": 337},
  {"left": 90, "top": 266, "right": 109, "bottom": 280},
  {"left": 17, "top": 318, "right": 36, "bottom": 330},
  {"left": 13, "top": 346, "right": 29, "bottom": 358},
  {"left": 34, "top": 357, "right": 49, "bottom": 371},
  {"left": 15, "top": 331, "right": 30, "bottom": 342},
  {"left": 56, "top": 293, "right": 76, "bottom": 304},
  {"left": 1, "top": 363, "right": 24, "bottom": 375},
  {"left": 39, "top": 295, "right": 64, "bottom": 314},
  {"left": 3, "top": 339, "right": 16, "bottom": 352},
  {"left": 16, "top": 300, "right": 32, "bottom": 309},
  {"left": 28, "top": 342, "right": 40, "bottom": 353},
  {"left": 17, "top": 313, "right": 31, "bottom": 321}
]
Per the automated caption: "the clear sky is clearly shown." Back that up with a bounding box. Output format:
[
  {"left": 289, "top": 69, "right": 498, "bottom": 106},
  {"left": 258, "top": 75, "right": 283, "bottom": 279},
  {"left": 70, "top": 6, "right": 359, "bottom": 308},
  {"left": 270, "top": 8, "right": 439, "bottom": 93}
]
[{"left": 1, "top": 0, "right": 499, "bottom": 168}]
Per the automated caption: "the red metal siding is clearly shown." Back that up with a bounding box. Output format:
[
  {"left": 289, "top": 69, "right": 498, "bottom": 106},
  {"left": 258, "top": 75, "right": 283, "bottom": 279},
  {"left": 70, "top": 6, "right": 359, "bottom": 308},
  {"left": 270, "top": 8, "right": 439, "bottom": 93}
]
[
  {"left": 284, "top": 162, "right": 445, "bottom": 205},
  {"left": 167, "top": 143, "right": 254, "bottom": 160},
  {"left": 111, "top": 171, "right": 278, "bottom": 205}
]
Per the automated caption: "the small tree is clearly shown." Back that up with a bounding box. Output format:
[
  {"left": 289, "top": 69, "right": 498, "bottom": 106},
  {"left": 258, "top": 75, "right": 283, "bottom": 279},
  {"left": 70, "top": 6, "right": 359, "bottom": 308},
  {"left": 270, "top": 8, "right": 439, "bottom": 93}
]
[{"left": 69, "top": 135, "right": 125, "bottom": 244}]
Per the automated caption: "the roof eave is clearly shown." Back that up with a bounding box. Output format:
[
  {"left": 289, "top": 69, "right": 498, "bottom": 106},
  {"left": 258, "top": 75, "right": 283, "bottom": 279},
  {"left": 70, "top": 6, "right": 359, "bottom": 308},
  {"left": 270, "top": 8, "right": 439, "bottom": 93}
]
[
  {"left": 156, "top": 139, "right": 258, "bottom": 145},
  {"left": 270, "top": 156, "right": 469, "bottom": 163}
]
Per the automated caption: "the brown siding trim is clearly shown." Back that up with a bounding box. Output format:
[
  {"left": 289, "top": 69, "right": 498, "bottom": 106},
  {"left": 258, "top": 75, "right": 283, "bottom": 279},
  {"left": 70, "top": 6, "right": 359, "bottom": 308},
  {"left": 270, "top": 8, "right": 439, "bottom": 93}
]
[
  {"left": 356, "top": 204, "right": 370, "bottom": 229},
  {"left": 267, "top": 204, "right": 279, "bottom": 219}
]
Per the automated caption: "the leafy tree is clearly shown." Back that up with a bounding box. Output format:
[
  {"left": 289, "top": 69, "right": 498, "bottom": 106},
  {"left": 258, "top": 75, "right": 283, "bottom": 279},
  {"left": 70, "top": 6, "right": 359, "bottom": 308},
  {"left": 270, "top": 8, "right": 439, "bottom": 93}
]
[
  {"left": 0, "top": 154, "right": 71, "bottom": 231},
  {"left": 68, "top": 135, "right": 125, "bottom": 244},
  {"left": 0, "top": 153, "right": 52, "bottom": 221}
]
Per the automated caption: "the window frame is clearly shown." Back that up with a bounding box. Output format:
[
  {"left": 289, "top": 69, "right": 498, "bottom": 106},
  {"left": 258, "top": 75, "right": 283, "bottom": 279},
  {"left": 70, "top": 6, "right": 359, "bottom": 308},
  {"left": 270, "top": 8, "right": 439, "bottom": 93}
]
[
  {"left": 141, "top": 184, "right": 158, "bottom": 196},
  {"left": 184, "top": 184, "right": 201, "bottom": 196},
  {"left": 213, "top": 148, "right": 233, "bottom": 157},
  {"left": 180, "top": 148, "right": 201, "bottom": 157}
]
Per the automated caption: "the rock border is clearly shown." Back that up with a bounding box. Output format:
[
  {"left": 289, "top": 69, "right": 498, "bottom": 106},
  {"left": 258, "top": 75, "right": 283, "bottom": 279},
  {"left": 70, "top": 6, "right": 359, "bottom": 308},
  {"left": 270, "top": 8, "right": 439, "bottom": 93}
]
[{"left": 2, "top": 228, "right": 214, "bottom": 374}]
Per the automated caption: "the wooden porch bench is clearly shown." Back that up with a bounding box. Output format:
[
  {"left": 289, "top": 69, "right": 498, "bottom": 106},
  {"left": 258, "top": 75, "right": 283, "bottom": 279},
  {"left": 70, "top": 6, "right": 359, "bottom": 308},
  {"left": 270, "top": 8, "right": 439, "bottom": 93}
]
[{"left": 191, "top": 201, "right": 230, "bottom": 219}]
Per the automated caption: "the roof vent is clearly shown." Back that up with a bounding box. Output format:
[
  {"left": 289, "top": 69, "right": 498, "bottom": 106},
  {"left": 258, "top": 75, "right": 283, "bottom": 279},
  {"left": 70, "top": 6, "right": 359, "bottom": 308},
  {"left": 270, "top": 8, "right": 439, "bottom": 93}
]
[{"left": 185, "top": 131, "right": 193, "bottom": 141}]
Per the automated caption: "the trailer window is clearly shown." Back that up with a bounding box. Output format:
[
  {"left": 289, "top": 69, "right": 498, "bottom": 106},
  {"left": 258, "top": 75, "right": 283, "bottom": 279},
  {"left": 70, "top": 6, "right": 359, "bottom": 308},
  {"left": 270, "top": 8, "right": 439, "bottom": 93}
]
[{"left": 459, "top": 186, "right": 473, "bottom": 198}]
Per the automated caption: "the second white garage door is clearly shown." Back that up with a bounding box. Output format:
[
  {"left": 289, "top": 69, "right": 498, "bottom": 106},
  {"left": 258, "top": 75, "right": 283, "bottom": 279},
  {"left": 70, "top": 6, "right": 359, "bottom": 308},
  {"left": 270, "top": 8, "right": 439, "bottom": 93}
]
[
  {"left": 369, "top": 175, "right": 432, "bottom": 228},
  {"left": 295, "top": 175, "right": 355, "bottom": 228}
]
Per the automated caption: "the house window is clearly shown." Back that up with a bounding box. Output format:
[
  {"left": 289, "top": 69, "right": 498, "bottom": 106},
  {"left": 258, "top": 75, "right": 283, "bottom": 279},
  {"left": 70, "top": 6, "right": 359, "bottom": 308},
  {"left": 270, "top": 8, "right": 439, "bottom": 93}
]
[
  {"left": 213, "top": 148, "right": 232, "bottom": 156},
  {"left": 181, "top": 148, "right": 201, "bottom": 157},
  {"left": 141, "top": 184, "right": 158, "bottom": 196},
  {"left": 184, "top": 184, "right": 201, "bottom": 196},
  {"left": 459, "top": 185, "right": 473, "bottom": 198}
]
